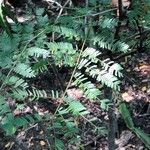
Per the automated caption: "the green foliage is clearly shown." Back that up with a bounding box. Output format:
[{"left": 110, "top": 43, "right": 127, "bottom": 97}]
[
  {"left": 0, "top": 27, "right": 49, "bottom": 136},
  {"left": 100, "top": 99, "right": 110, "bottom": 110},
  {"left": 1, "top": 112, "right": 43, "bottom": 135},
  {"left": 73, "top": 72, "right": 101, "bottom": 99},
  {"left": 28, "top": 89, "right": 47, "bottom": 101},
  {"left": 14, "top": 63, "right": 35, "bottom": 78},
  {"left": 75, "top": 47, "right": 123, "bottom": 93},
  {"left": 46, "top": 42, "right": 78, "bottom": 67},
  {"left": 0, "top": 0, "right": 150, "bottom": 148},
  {"left": 0, "top": 1, "right": 10, "bottom": 34},
  {"left": 119, "top": 103, "right": 150, "bottom": 149},
  {"left": 50, "top": 25, "right": 82, "bottom": 41},
  {"left": 65, "top": 97, "right": 89, "bottom": 116},
  {"left": 55, "top": 138, "right": 65, "bottom": 150},
  {"left": 119, "top": 102, "right": 135, "bottom": 130},
  {"left": 27, "top": 47, "right": 50, "bottom": 59},
  {"left": 48, "top": 117, "right": 79, "bottom": 149}
]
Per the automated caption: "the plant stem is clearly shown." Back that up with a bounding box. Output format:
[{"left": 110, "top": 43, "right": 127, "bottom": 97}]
[
  {"left": 105, "top": 88, "right": 116, "bottom": 150},
  {"left": 54, "top": 39, "right": 86, "bottom": 115}
]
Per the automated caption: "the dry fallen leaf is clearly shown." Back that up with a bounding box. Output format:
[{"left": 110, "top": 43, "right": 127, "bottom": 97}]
[
  {"left": 147, "top": 89, "right": 150, "bottom": 95},
  {"left": 122, "top": 92, "right": 134, "bottom": 102},
  {"left": 67, "top": 88, "right": 84, "bottom": 99},
  {"left": 16, "top": 131, "right": 26, "bottom": 141},
  {"left": 141, "top": 86, "right": 147, "bottom": 92},
  {"left": 40, "top": 130, "right": 44, "bottom": 134},
  {"left": 115, "top": 130, "right": 134, "bottom": 148},
  {"left": 24, "top": 106, "right": 32, "bottom": 113},
  {"left": 139, "top": 64, "right": 150, "bottom": 76},
  {"left": 40, "top": 140, "right": 46, "bottom": 146},
  {"left": 5, "top": 142, "right": 11, "bottom": 148}
]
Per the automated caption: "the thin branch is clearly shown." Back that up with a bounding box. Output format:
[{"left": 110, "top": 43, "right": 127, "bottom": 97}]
[
  {"left": 125, "top": 29, "right": 150, "bottom": 41},
  {"left": 84, "top": 0, "right": 89, "bottom": 36},
  {"left": 54, "top": 39, "right": 86, "bottom": 115},
  {"left": 74, "top": 8, "right": 117, "bottom": 19},
  {"left": 114, "top": 0, "right": 124, "bottom": 39},
  {"left": 55, "top": 0, "right": 70, "bottom": 22},
  {"left": 46, "top": 0, "right": 62, "bottom": 8},
  {"left": 90, "top": 8, "right": 117, "bottom": 17}
]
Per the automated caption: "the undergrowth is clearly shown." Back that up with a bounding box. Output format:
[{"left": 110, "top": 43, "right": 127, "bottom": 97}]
[{"left": 0, "top": 0, "right": 150, "bottom": 149}]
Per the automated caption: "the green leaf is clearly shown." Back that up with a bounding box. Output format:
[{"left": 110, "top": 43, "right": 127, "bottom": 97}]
[
  {"left": 64, "top": 97, "right": 89, "bottom": 116},
  {"left": 14, "top": 63, "right": 35, "bottom": 78},
  {"left": 134, "top": 128, "right": 150, "bottom": 149},
  {"left": 119, "top": 103, "right": 150, "bottom": 149},
  {"left": 1, "top": 113, "right": 16, "bottom": 135},
  {"left": 55, "top": 138, "right": 65, "bottom": 150},
  {"left": 13, "top": 117, "right": 28, "bottom": 127},
  {"left": 100, "top": 99, "right": 110, "bottom": 110},
  {"left": 119, "top": 103, "right": 134, "bottom": 129},
  {"left": 2, "top": 123, "right": 16, "bottom": 135},
  {"left": 27, "top": 47, "right": 50, "bottom": 59}
]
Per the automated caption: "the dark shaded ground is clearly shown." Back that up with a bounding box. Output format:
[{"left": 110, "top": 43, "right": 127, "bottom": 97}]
[{"left": 0, "top": 51, "right": 149, "bottom": 150}]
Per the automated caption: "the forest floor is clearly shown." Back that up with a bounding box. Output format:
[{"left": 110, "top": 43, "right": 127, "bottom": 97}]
[
  {"left": 0, "top": 1, "right": 150, "bottom": 150},
  {"left": 0, "top": 51, "right": 150, "bottom": 150}
]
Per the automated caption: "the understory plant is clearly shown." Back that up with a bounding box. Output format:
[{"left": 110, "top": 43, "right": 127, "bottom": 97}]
[{"left": 0, "top": 0, "right": 150, "bottom": 149}]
